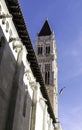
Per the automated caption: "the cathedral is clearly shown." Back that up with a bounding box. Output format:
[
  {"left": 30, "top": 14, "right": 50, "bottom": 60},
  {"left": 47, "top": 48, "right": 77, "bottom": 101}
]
[
  {"left": 0, "top": 0, "right": 62, "bottom": 130},
  {"left": 35, "top": 19, "right": 58, "bottom": 117}
]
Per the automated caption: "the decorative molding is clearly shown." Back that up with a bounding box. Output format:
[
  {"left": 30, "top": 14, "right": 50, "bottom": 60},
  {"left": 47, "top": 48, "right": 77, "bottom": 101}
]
[
  {"left": 13, "top": 45, "right": 22, "bottom": 53},
  {"left": 9, "top": 37, "right": 21, "bottom": 43},
  {"left": 29, "top": 81, "right": 36, "bottom": 90},
  {"left": 24, "top": 69, "right": 31, "bottom": 81},
  {"left": 39, "top": 97, "right": 47, "bottom": 102},
  {"left": 6, "top": 21, "right": 9, "bottom": 32},
  {"left": 0, "top": 13, "right": 12, "bottom": 19},
  {"left": 0, "top": 13, "right": 12, "bottom": 25},
  {"left": 24, "top": 85, "right": 28, "bottom": 92}
]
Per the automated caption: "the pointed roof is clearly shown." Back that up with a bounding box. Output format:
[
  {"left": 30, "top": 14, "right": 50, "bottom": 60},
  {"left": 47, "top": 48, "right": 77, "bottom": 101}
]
[{"left": 38, "top": 19, "right": 52, "bottom": 36}]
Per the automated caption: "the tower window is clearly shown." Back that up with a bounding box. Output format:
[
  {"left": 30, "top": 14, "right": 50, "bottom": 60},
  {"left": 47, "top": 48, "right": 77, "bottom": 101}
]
[
  {"left": 45, "top": 71, "right": 50, "bottom": 84},
  {"left": 46, "top": 46, "right": 50, "bottom": 55},
  {"left": 38, "top": 46, "right": 43, "bottom": 55},
  {"left": 45, "top": 64, "right": 50, "bottom": 85}
]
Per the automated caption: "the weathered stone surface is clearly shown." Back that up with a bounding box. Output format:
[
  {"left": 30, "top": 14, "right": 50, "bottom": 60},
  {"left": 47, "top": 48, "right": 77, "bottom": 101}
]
[{"left": 0, "top": 28, "right": 32, "bottom": 130}]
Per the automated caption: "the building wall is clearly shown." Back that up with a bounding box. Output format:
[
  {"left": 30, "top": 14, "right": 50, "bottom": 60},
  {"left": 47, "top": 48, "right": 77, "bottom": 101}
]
[
  {"left": 0, "top": 27, "right": 16, "bottom": 130},
  {"left": 0, "top": 1, "right": 57, "bottom": 130},
  {"left": 0, "top": 25, "right": 32, "bottom": 130}
]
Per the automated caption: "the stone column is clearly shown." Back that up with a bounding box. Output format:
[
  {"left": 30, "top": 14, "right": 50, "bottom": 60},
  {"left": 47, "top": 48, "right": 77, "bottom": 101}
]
[
  {"left": 30, "top": 82, "right": 40, "bottom": 130},
  {"left": 43, "top": 104, "right": 48, "bottom": 130}
]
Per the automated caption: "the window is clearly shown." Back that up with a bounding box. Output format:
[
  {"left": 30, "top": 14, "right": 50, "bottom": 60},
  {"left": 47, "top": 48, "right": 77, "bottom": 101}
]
[
  {"left": 45, "top": 64, "right": 50, "bottom": 85},
  {"left": 38, "top": 46, "right": 43, "bottom": 55},
  {"left": 45, "top": 71, "right": 50, "bottom": 84},
  {"left": 46, "top": 46, "right": 50, "bottom": 55}
]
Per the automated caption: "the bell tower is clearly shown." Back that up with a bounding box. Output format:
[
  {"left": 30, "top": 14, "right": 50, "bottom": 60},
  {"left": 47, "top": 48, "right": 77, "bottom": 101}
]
[{"left": 35, "top": 19, "right": 58, "bottom": 118}]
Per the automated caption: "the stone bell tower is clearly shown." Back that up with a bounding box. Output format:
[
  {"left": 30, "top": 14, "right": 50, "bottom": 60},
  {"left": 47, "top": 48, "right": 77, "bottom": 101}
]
[{"left": 35, "top": 19, "right": 58, "bottom": 118}]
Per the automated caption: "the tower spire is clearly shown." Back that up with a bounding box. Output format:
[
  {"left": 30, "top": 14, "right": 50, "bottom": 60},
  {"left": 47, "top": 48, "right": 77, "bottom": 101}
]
[{"left": 38, "top": 19, "right": 52, "bottom": 36}]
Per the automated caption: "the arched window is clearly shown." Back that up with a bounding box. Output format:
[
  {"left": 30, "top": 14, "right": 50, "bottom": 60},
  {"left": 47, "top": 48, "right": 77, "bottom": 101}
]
[
  {"left": 45, "top": 45, "right": 50, "bottom": 55},
  {"left": 45, "top": 64, "right": 50, "bottom": 85},
  {"left": 37, "top": 46, "right": 43, "bottom": 55},
  {"left": 45, "top": 71, "right": 50, "bottom": 84}
]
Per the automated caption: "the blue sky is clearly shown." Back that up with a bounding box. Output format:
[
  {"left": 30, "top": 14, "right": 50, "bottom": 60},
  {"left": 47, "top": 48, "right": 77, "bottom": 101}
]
[{"left": 19, "top": 0, "right": 82, "bottom": 130}]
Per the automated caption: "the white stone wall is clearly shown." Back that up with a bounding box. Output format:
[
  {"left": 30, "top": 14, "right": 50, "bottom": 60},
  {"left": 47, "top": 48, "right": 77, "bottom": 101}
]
[{"left": 0, "top": 1, "right": 57, "bottom": 130}]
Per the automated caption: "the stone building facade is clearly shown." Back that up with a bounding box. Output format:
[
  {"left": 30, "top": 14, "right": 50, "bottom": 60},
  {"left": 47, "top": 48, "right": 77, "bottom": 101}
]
[
  {"left": 0, "top": 0, "right": 62, "bottom": 130},
  {"left": 35, "top": 20, "right": 58, "bottom": 118}
]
